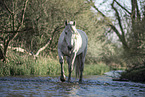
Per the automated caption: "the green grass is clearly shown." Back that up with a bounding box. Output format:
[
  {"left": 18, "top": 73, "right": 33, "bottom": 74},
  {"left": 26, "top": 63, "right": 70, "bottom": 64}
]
[
  {"left": 84, "top": 62, "right": 110, "bottom": 75},
  {"left": 0, "top": 59, "right": 110, "bottom": 77},
  {"left": 0, "top": 50, "right": 111, "bottom": 76},
  {"left": 0, "top": 50, "right": 63, "bottom": 76},
  {"left": 0, "top": 56, "right": 66, "bottom": 76}
]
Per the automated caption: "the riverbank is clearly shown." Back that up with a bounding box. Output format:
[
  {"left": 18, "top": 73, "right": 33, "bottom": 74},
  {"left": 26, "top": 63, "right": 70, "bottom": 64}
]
[
  {"left": 120, "top": 67, "right": 145, "bottom": 82},
  {"left": 0, "top": 55, "right": 110, "bottom": 77},
  {"left": 104, "top": 69, "right": 145, "bottom": 83}
]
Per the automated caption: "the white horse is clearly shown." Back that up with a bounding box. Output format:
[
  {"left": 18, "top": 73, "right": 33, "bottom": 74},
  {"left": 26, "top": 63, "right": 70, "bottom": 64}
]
[{"left": 58, "top": 20, "right": 88, "bottom": 82}]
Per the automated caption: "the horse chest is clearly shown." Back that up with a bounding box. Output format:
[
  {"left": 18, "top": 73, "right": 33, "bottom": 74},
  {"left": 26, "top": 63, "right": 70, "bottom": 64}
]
[
  {"left": 72, "top": 34, "right": 82, "bottom": 53},
  {"left": 61, "top": 41, "right": 69, "bottom": 56}
]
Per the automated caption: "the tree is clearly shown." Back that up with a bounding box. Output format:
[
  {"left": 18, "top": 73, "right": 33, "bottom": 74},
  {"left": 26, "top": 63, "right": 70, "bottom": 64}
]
[
  {"left": 87, "top": 0, "right": 145, "bottom": 65},
  {"left": 0, "top": 0, "right": 115, "bottom": 64},
  {"left": 0, "top": 0, "right": 29, "bottom": 62},
  {"left": 13, "top": 0, "right": 100, "bottom": 58}
]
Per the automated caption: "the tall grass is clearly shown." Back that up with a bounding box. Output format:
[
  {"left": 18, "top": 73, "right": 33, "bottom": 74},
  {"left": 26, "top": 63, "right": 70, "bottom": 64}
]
[
  {"left": 0, "top": 50, "right": 65, "bottom": 76},
  {"left": 0, "top": 50, "right": 111, "bottom": 76},
  {"left": 0, "top": 57, "right": 69, "bottom": 76},
  {"left": 84, "top": 63, "right": 110, "bottom": 75}
]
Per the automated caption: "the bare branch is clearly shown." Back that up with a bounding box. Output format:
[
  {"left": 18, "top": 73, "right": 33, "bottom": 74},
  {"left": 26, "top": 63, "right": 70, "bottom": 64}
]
[
  {"left": 135, "top": 0, "right": 141, "bottom": 20},
  {"left": 35, "top": 38, "right": 51, "bottom": 57},
  {"left": 21, "top": 0, "right": 29, "bottom": 25},
  {"left": 114, "top": 0, "right": 131, "bottom": 15},
  {"left": 33, "top": 25, "right": 64, "bottom": 59},
  {"left": 49, "top": 25, "right": 64, "bottom": 46},
  {"left": 131, "top": 0, "right": 141, "bottom": 20},
  {"left": 87, "top": 0, "right": 106, "bottom": 18},
  {"left": 88, "top": 0, "right": 129, "bottom": 49},
  {"left": 1, "top": 0, "right": 29, "bottom": 62},
  {"left": 111, "top": 0, "right": 128, "bottom": 49},
  {"left": 111, "top": 1, "right": 125, "bottom": 37},
  {"left": 109, "top": 24, "right": 129, "bottom": 49},
  {"left": 108, "top": 24, "right": 121, "bottom": 40},
  {"left": 0, "top": 0, "right": 13, "bottom": 15},
  {"left": 0, "top": 30, "right": 25, "bottom": 33},
  {"left": 16, "top": 0, "right": 29, "bottom": 31}
]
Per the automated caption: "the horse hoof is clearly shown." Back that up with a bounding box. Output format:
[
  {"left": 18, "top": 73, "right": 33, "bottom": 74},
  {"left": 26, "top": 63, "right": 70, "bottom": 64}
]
[
  {"left": 60, "top": 77, "right": 66, "bottom": 82},
  {"left": 79, "top": 79, "right": 83, "bottom": 84},
  {"left": 67, "top": 79, "right": 71, "bottom": 83}
]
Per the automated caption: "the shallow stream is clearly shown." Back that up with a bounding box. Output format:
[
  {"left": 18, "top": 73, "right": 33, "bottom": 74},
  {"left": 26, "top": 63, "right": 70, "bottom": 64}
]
[{"left": 0, "top": 75, "right": 145, "bottom": 97}]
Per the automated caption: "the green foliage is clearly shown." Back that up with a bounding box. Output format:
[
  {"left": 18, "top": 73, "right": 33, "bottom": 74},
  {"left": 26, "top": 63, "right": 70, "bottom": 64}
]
[
  {"left": 84, "top": 63, "right": 110, "bottom": 75},
  {"left": 15, "top": 0, "right": 91, "bottom": 52},
  {"left": 125, "top": 18, "right": 145, "bottom": 66}
]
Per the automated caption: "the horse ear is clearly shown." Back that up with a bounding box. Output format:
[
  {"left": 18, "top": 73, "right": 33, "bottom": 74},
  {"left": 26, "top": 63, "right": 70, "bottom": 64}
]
[
  {"left": 65, "top": 20, "right": 68, "bottom": 26},
  {"left": 73, "top": 21, "right": 76, "bottom": 26}
]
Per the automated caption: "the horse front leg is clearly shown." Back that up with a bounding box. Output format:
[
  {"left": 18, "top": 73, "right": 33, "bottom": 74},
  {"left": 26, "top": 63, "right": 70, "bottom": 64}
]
[
  {"left": 60, "top": 61, "right": 66, "bottom": 82},
  {"left": 67, "top": 53, "right": 76, "bottom": 82},
  {"left": 67, "top": 57, "right": 72, "bottom": 82},
  {"left": 58, "top": 49, "right": 66, "bottom": 82}
]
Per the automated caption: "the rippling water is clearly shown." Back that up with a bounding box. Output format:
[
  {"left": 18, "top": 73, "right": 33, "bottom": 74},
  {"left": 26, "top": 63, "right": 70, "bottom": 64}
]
[{"left": 0, "top": 75, "right": 145, "bottom": 97}]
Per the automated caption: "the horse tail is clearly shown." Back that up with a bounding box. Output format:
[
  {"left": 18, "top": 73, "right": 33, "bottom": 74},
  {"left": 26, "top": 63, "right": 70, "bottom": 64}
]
[{"left": 75, "top": 54, "right": 81, "bottom": 78}]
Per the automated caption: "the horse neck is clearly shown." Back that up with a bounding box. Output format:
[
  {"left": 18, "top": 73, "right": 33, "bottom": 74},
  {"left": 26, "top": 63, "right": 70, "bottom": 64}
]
[{"left": 71, "top": 26, "right": 78, "bottom": 33}]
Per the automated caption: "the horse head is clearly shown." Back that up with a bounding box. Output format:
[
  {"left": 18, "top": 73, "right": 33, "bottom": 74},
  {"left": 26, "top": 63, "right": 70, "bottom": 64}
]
[{"left": 64, "top": 20, "right": 78, "bottom": 53}]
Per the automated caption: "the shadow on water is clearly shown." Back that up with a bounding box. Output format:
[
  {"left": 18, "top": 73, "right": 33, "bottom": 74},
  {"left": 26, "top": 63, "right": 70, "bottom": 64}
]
[{"left": 0, "top": 75, "right": 145, "bottom": 97}]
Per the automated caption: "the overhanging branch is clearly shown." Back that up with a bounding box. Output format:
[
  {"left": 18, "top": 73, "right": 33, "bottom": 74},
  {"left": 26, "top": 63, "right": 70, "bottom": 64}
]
[
  {"left": 0, "top": 30, "right": 26, "bottom": 33},
  {"left": 0, "top": 0, "right": 13, "bottom": 15},
  {"left": 114, "top": 0, "right": 131, "bottom": 15},
  {"left": 88, "top": 0, "right": 129, "bottom": 49},
  {"left": 16, "top": 0, "right": 29, "bottom": 31},
  {"left": 111, "top": 1, "right": 125, "bottom": 38},
  {"left": 87, "top": 0, "right": 106, "bottom": 18}
]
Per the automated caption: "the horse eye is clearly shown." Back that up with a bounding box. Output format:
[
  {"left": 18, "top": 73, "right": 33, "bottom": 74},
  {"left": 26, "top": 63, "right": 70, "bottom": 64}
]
[{"left": 65, "top": 32, "right": 67, "bottom": 35}]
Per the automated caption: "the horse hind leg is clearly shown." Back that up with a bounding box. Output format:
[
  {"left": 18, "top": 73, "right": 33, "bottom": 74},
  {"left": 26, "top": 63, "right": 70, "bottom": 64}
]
[
  {"left": 75, "top": 55, "right": 79, "bottom": 79},
  {"left": 79, "top": 52, "right": 86, "bottom": 83},
  {"left": 79, "top": 46, "right": 87, "bottom": 83},
  {"left": 79, "top": 58, "right": 83, "bottom": 83},
  {"left": 74, "top": 53, "right": 83, "bottom": 83}
]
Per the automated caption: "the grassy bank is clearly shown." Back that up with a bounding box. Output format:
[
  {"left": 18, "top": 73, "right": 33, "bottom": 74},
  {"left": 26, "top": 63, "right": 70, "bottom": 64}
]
[
  {"left": 0, "top": 51, "right": 111, "bottom": 76},
  {"left": 0, "top": 56, "right": 63, "bottom": 76},
  {"left": 0, "top": 58, "right": 110, "bottom": 76}
]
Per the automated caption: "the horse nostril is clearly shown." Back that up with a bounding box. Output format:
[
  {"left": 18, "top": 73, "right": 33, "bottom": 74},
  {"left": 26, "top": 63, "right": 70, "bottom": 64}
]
[{"left": 68, "top": 46, "right": 72, "bottom": 50}]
